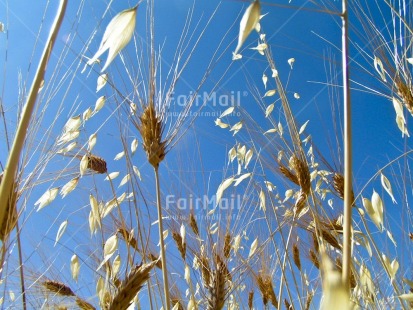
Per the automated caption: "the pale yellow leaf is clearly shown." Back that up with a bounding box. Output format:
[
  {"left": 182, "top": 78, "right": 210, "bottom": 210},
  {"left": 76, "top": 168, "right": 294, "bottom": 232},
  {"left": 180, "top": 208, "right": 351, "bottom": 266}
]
[
  {"left": 71, "top": 254, "right": 80, "bottom": 282},
  {"left": 374, "top": 56, "right": 387, "bottom": 82},
  {"left": 265, "top": 103, "right": 274, "bottom": 118},
  {"left": 60, "top": 177, "right": 79, "bottom": 198},
  {"left": 220, "top": 107, "right": 235, "bottom": 118},
  {"left": 80, "top": 155, "right": 88, "bottom": 176},
  {"left": 54, "top": 220, "right": 68, "bottom": 246},
  {"left": 133, "top": 166, "right": 142, "bottom": 180},
  {"left": 114, "top": 151, "right": 125, "bottom": 160},
  {"left": 229, "top": 121, "right": 243, "bottom": 135},
  {"left": 234, "top": 0, "right": 261, "bottom": 55},
  {"left": 96, "top": 74, "right": 108, "bottom": 92},
  {"left": 263, "top": 89, "right": 276, "bottom": 97},
  {"left": 131, "top": 138, "right": 138, "bottom": 155},
  {"left": 35, "top": 188, "right": 59, "bottom": 211},
  {"left": 381, "top": 173, "right": 396, "bottom": 203},
  {"left": 88, "top": 133, "right": 97, "bottom": 151},
  {"left": 259, "top": 189, "right": 266, "bottom": 211},
  {"left": 244, "top": 149, "right": 253, "bottom": 168},
  {"left": 228, "top": 146, "right": 237, "bottom": 163},
  {"left": 112, "top": 255, "right": 121, "bottom": 279},
  {"left": 233, "top": 173, "right": 251, "bottom": 186},
  {"left": 63, "top": 115, "right": 82, "bottom": 133},
  {"left": 83, "top": 107, "right": 92, "bottom": 121},
  {"left": 262, "top": 73, "right": 268, "bottom": 89},
  {"left": 399, "top": 293, "right": 413, "bottom": 301},
  {"left": 86, "top": 6, "right": 138, "bottom": 72},
  {"left": 57, "top": 142, "right": 77, "bottom": 154},
  {"left": 105, "top": 171, "right": 119, "bottom": 180},
  {"left": 299, "top": 120, "right": 309, "bottom": 135},
  {"left": 249, "top": 238, "right": 258, "bottom": 258},
  {"left": 118, "top": 173, "right": 130, "bottom": 188},
  {"left": 264, "top": 128, "right": 277, "bottom": 134},
  {"left": 232, "top": 53, "right": 242, "bottom": 60},
  {"left": 288, "top": 58, "right": 295, "bottom": 69},
  {"left": 216, "top": 177, "right": 235, "bottom": 205},
  {"left": 104, "top": 235, "right": 118, "bottom": 259},
  {"left": 215, "top": 118, "right": 229, "bottom": 128},
  {"left": 94, "top": 96, "right": 106, "bottom": 113}
]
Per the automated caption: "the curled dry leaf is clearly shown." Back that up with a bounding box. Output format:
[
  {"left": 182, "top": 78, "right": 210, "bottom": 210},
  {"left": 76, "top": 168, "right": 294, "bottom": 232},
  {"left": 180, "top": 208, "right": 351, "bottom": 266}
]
[
  {"left": 215, "top": 118, "right": 229, "bottom": 129},
  {"left": 234, "top": 0, "right": 261, "bottom": 55},
  {"left": 71, "top": 254, "right": 80, "bottom": 282},
  {"left": 60, "top": 177, "right": 79, "bottom": 198},
  {"left": 114, "top": 151, "right": 125, "bottom": 160},
  {"left": 35, "top": 187, "right": 59, "bottom": 211},
  {"left": 94, "top": 96, "right": 106, "bottom": 113},
  {"left": 54, "top": 220, "right": 68, "bottom": 247},
  {"left": 105, "top": 171, "right": 120, "bottom": 180},
  {"left": 96, "top": 74, "right": 108, "bottom": 92},
  {"left": 249, "top": 238, "right": 258, "bottom": 258},
  {"left": 230, "top": 121, "right": 243, "bottom": 135},
  {"left": 131, "top": 138, "right": 138, "bottom": 155},
  {"left": 216, "top": 177, "right": 235, "bottom": 205},
  {"left": 265, "top": 103, "right": 274, "bottom": 117},
  {"left": 85, "top": 6, "right": 138, "bottom": 72},
  {"left": 380, "top": 173, "right": 396, "bottom": 203},
  {"left": 220, "top": 107, "right": 235, "bottom": 118}
]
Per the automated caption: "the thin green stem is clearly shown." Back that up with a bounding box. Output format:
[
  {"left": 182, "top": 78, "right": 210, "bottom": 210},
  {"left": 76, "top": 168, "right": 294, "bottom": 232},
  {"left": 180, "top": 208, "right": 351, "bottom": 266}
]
[
  {"left": 341, "top": 0, "right": 352, "bottom": 295},
  {"left": 154, "top": 167, "right": 171, "bottom": 310}
]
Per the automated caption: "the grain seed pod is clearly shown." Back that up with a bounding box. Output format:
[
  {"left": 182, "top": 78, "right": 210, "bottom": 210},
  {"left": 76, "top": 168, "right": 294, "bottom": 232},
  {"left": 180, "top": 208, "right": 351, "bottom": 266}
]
[
  {"left": 43, "top": 281, "right": 75, "bottom": 297},
  {"left": 292, "top": 243, "right": 301, "bottom": 271}
]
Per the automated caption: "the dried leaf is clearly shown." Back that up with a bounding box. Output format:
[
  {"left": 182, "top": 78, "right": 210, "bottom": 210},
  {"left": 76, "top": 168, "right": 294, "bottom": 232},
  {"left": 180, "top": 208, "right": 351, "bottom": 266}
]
[
  {"left": 259, "top": 189, "right": 265, "bottom": 211},
  {"left": 60, "top": 177, "right": 79, "bottom": 198},
  {"left": 35, "top": 188, "right": 59, "bottom": 211},
  {"left": 399, "top": 293, "right": 413, "bottom": 301},
  {"left": 374, "top": 56, "right": 387, "bottom": 82},
  {"left": 131, "top": 138, "right": 138, "bottom": 155},
  {"left": 83, "top": 107, "right": 93, "bottom": 121},
  {"left": 105, "top": 171, "right": 119, "bottom": 180},
  {"left": 96, "top": 74, "right": 108, "bottom": 92},
  {"left": 265, "top": 103, "right": 274, "bottom": 117},
  {"left": 114, "top": 151, "right": 125, "bottom": 160},
  {"left": 249, "top": 238, "right": 258, "bottom": 258},
  {"left": 94, "top": 96, "right": 106, "bottom": 113},
  {"left": 299, "top": 120, "right": 309, "bottom": 134},
  {"left": 57, "top": 142, "right": 77, "bottom": 154},
  {"left": 230, "top": 121, "right": 243, "bottom": 135},
  {"left": 262, "top": 73, "right": 268, "bottom": 89},
  {"left": 233, "top": 173, "right": 251, "bottom": 186},
  {"left": 71, "top": 255, "right": 80, "bottom": 282},
  {"left": 216, "top": 177, "right": 235, "bottom": 205},
  {"left": 380, "top": 173, "right": 396, "bottom": 203},
  {"left": 118, "top": 174, "right": 130, "bottom": 188},
  {"left": 133, "top": 166, "right": 142, "bottom": 180},
  {"left": 244, "top": 149, "right": 253, "bottom": 168},
  {"left": 112, "top": 255, "right": 121, "bottom": 279},
  {"left": 220, "top": 107, "right": 235, "bottom": 118},
  {"left": 263, "top": 89, "right": 276, "bottom": 97},
  {"left": 54, "top": 220, "right": 68, "bottom": 246},
  {"left": 288, "top": 58, "right": 295, "bottom": 69},
  {"left": 234, "top": 0, "right": 261, "bottom": 55},
  {"left": 88, "top": 133, "right": 97, "bottom": 151},
  {"left": 86, "top": 6, "right": 138, "bottom": 72},
  {"left": 215, "top": 118, "right": 229, "bottom": 128},
  {"left": 103, "top": 235, "right": 118, "bottom": 261}
]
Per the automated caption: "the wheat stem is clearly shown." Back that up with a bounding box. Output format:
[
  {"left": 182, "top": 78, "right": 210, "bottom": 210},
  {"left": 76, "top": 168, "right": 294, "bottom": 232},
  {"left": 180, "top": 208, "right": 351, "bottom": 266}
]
[
  {"left": 154, "top": 167, "right": 171, "bottom": 310},
  {"left": 341, "top": 0, "right": 352, "bottom": 294},
  {"left": 0, "top": 2, "right": 67, "bottom": 309}
]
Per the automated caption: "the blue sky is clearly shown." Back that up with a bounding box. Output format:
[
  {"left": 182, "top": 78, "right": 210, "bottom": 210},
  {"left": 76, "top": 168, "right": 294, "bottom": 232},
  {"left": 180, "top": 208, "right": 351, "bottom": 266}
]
[{"left": 0, "top": 0, "right": 412, "bottom": 308}]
